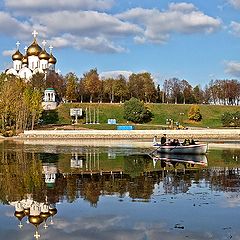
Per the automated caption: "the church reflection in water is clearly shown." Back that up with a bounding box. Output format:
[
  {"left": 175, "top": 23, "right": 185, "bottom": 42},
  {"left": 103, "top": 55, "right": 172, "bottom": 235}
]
[
  {"left": 1, "top": 141, "right": 240, "bottom": 239},
  {"left": 10, "top": 198, "right": 57, "bottom": 239}
]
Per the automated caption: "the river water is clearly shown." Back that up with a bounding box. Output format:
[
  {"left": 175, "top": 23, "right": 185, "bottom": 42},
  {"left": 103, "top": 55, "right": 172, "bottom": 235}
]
[{"left": 0, "top": 140, "right": 239, "bottom": 240}]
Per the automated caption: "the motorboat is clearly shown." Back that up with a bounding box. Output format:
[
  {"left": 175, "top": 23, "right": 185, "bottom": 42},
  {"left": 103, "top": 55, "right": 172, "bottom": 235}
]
[{"left": 152, "top": 143, "right": 208, "bottom": 155}]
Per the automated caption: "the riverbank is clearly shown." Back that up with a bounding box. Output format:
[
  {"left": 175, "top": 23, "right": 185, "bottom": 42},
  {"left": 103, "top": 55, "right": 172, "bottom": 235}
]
[{"left": 18, "top": 129, "right": 240, "bottom": 140}]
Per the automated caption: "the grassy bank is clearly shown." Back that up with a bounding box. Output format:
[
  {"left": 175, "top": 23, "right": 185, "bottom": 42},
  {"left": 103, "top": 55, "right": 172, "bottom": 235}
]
[{"left": 47, "top": 103, "right": 239, "bottom": 129}]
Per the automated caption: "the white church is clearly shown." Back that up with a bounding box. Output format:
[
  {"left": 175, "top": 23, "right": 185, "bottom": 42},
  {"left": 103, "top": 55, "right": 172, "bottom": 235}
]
[
  {"left": 6, "top": 30, "right": 58, "bottom": 110},
  {"left": 6, "top": 30, "right": 57, "bottom": 80}
]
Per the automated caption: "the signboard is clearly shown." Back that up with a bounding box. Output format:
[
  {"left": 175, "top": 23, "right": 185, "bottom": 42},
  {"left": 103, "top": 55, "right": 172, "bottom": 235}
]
[
  {"left": 108, "top": 119, "right": 117, "bottom": 124},
  {"left": 117, "top": 125, "right": 134, "bottom": 130},
  {"left": 70, "top": 108, "right": 83, "bottom": 117}
]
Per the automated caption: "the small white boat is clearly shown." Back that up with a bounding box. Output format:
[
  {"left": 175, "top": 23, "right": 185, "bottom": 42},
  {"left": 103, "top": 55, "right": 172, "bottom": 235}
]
[{"left": 152, "top": 143, "right": 208, "bottom": 155}]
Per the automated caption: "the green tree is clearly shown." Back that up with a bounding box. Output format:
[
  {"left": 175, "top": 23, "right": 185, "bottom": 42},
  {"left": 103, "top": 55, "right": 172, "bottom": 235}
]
[
  {"left": 123, "top": 97, "right": 153, "bottom": 123},
  {"left": 188, "top": 105, "right": 202, "bottom": 122}
]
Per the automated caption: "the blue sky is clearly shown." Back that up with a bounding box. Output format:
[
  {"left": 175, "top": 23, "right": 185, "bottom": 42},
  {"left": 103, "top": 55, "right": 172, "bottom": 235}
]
[{"left": 1, "top": 0, "right": 240, "bottom": 87}]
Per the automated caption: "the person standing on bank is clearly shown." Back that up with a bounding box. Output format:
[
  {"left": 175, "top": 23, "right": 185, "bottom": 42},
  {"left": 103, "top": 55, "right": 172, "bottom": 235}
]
[{"left": 161, "top": 134, "right": 167, "bottom": 145}]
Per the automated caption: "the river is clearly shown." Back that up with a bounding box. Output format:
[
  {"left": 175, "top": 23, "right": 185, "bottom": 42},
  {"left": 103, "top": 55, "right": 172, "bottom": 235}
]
[{"left": 0, "top": 140, "right": 239, "bottom": 240}]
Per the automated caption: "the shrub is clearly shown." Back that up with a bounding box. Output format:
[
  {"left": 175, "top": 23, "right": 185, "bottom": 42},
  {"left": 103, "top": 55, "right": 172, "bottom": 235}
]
[
  {"left": 188, "top": 105, "right": 202, "bottom": 122},
  {"left": 123, "top": 97, "right": 153, "bottom": 123},
  {"left": 40, "top": 110, "right": 59, "bottom": 124},
  {"left": 221, "top": 111, "right": 240, "bottom": 127}
]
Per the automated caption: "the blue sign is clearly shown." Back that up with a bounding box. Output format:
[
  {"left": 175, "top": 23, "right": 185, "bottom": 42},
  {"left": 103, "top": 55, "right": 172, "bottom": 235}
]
[{"left": 117, "top": 125, "right": 134, "bottom": 130}]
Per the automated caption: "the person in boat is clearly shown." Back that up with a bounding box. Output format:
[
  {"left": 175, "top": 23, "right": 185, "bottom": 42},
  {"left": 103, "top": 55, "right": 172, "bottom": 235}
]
[
  {"left": 166, "top": 139, "right": 171, "bottom": 145},
  {"left": 160, "top": 134, "right": 167, "bottom": 145},
  {"left": 183, "top": 138, "right": 190, "bottom": 145},
  {"left": 190, "top": 138, "right": 195, "bottom": 145},
  {"left": 169, "top": 139, "right": 178, "bottom": 146},
  {"left": 153, "top": 136, "right": 158, "bottom": 145}
]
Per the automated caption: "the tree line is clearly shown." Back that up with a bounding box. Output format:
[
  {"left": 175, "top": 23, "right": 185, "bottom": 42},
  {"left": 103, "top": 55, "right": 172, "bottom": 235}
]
[
  {"left": 3, "top": 69, "right": 239, "bottom": 105},
  {"left": 0, "top": 68, "right": 239, "bottom": 133},
  {"left": 63, "top": 70, "right": 240, "bottom": 105}
]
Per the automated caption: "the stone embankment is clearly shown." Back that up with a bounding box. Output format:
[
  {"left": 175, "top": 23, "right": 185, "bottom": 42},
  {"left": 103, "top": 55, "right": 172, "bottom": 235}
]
[{"left": 19, "top": 129, "right": 240, "bottom": 140}]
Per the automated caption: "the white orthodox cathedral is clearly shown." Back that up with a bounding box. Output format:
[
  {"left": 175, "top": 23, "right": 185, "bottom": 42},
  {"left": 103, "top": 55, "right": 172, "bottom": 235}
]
[
  {"left": 6, "top": 30, "right": 57, "bottom": 81},
  {"left": 6, "top": 30, "right": 58, "bottom": 110}
]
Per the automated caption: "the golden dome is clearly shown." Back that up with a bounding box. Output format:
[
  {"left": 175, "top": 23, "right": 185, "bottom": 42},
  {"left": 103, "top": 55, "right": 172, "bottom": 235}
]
[
  {"left": 22, "top": 55, "right": 28, "bottom": 64},
  {"left": 24, "top": 208, "right": 30, "bottom": 216},
  {"left": 12, "top": 50, "right": 23, "bottom": 61},
  {"left": 49, "top": 208, "right": 57, "bottom": 216},
  {"left": 39, "top": 49, "right": 50, "bottom": 60},
  {"left": 27, "top": 39, "right": 42, "bottom": 56},
  {"left": 49, "top": 53, "right": 57, "bottom": 64},
  {"left": 14, "top": 211, "right": 25, "bottom": 221},
  {"left": 40, "top": 211, "right": 51, "bottom": 220},
  {"left": 28, "top": 215, "right": 44, "bottom": 226}
]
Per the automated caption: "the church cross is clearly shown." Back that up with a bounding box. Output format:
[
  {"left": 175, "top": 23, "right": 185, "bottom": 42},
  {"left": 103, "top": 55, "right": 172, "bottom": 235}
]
[
  {"left": 34, "top": 230, "right": 40, "bottom": 239},
  {"left": 16, "top": 41, "right": 20, "bottom": 50},
  {"left": 32, "top": 30, "right": 38, "bottom": 39},
  {"left": 42, "top": 40, "right": 47, "bottom": 49},
  {"left": 49, "top": 45, "right": 53, "bottom": 53}
]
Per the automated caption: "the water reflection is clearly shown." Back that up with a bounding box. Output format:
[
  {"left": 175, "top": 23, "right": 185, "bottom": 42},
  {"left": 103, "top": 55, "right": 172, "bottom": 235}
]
[{"left": 0, "top": 141, "right": 240, "bottom": 239}]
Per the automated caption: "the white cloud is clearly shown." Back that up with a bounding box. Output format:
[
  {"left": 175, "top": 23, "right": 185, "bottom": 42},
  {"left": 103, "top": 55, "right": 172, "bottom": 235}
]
[
  {"left": 225, "top": 61, "right": 240, "bottom": 77},
  {"left": 168, "top": 2, "right": 196, "bottom": 12},
  {"left": 49, "top": 34, "right": 125, "bottom": 53},
  {"left": 0, "top": 2, "right": 222, "bottom": 53},
  {"left": 5, "top": 0, "right": 114, "bottom": 12},
  {"left": 0, "top": 11, "right": 32, "bottom": 39},
  {"left": 32, "top": 10, "right": 142, "bottom": 37},
  {"left": 229, "top": 21, "right": 240, "bottom": 36},
  {"left": 2, "top": 49, "right": 15, "bottom": 56},
  {"left": 228, "top": 0, "right": 240, "bottom": 9},
  {"left": 117, "top": 3, "right": 221, "bottom": 43},
  {"left": 100, "top": 70, "right": 133, "bottom": 79}
]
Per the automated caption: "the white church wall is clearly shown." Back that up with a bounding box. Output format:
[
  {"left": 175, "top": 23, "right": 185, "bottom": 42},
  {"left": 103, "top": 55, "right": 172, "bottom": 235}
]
[
  {"left": 28, "top": 55, "right": 40, "bottom": 70},
  {"left": 19, "top": 67, "right": 32, "bottom": 80}
]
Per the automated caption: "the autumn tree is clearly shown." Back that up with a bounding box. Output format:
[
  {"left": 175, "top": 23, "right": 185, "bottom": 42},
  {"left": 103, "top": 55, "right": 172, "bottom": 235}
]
[
  {"left": 82, "top": 69, "right": 101, "bottom": 103},
  {"left": 46, "top": 71, "right": 66, "bottom": 101},
  {"left": 103, "top": 78, "right": 115, "bottom": 103},
  {"left": 114, "top": 75, "right": 128, "bottom": 103},
  {"left": 0, "top": 75, "right": 43, "bottom": 134},
  {"left": 188, "top": 105, "right": 202, "bottom": 122},
  {"left": 65, "top": 72, "right": 78, "bottom": 102},
  {"left": 128, "top": 72, "right": 156, "bottom": 102},
  {"left": 180, "top": 80, "right": 193, "bottom": 104}
]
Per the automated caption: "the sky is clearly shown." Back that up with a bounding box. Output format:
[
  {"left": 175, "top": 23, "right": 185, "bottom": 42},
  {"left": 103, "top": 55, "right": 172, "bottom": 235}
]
[{"left": 1, "top": 0, "right": 240, "bottom": 87}]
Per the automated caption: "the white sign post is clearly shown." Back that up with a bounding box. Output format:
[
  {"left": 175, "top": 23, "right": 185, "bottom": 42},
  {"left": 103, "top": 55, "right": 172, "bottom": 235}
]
[{"left": 70, "top": 108, "right": 83, "bottom": 124}]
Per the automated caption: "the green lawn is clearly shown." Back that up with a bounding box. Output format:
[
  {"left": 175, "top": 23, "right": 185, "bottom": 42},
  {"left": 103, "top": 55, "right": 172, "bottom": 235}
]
[{"left": 54, "top": 103, "right": 240, "bottom": 129}]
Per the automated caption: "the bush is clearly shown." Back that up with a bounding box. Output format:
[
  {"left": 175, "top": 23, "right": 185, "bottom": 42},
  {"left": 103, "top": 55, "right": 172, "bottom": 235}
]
[
  {"left": 221, "top": 111, "right": 240, "bottom": 127},
  {"left": 123, "top": 97, "right": 153, "bottom": 123},
  {"left": 188, "top": 105, "right": 202, "bottom": 122},
  {"left": 40, "top": 110, "right": 59, "bottom": 124}
]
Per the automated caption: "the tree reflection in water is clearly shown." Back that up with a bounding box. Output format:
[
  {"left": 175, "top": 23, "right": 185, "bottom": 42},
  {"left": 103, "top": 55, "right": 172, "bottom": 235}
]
[{"left": 0, "top": 141, "right": 240, "bottom": 239}]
